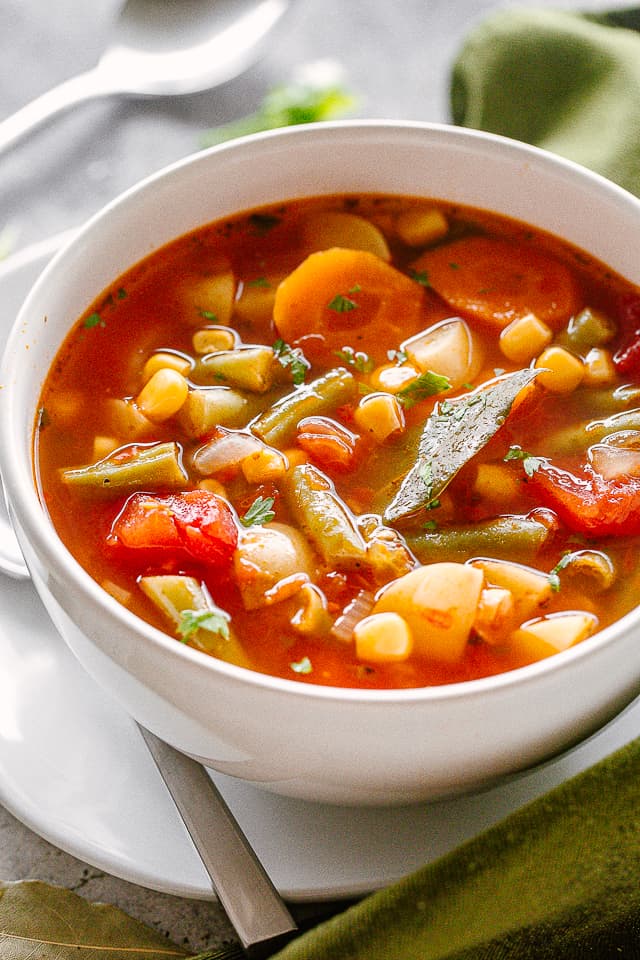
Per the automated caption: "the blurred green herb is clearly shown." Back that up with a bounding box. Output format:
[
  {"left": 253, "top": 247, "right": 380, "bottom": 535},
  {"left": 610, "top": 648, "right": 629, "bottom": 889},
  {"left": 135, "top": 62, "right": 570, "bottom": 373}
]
[
  {"left": 273, "top": 339, "right": 309, "bottom": 385},
  {"left": 178, "top": 608, "right": 230, "bottom": 642},
  {"left": 240, "top": 495, "right": 276, "bottom": 527},
  {"left": 201, "top": 63, "right": 358, "bottom": 147}
]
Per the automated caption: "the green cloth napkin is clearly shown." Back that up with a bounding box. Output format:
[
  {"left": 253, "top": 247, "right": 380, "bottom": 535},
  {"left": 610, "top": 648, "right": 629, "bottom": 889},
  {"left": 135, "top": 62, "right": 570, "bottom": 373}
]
[
  {"left": 451, "top": 5, "right": 640, "bottom": 196},
  {"left": 267, "top": 735, "right": 640, "bottom": 959},
  {"left": 207, "top": 10, "right": 640, "bottom": 958}
]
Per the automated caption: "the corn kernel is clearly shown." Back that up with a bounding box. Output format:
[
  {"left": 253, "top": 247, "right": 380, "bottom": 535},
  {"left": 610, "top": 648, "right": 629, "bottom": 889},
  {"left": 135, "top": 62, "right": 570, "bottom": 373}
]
[
  {"left": 535, "top": 346, "right": 584, "bottom": 393},
  {"left": 353, "top": 392, "right": 405, "bottom": 442},
  {"left": 369, "top": 363, "right": 420, "bottom": 394},
  {"left": 282, "top": 447, "right": 308, "bottom": 470},
  {"left": 582, "top": 347, "right": 616, "bottom": 386},
  {"left": 142, "top": 351, "right": 191, "bottom": 382},
  {"left": 499, "top": 313, "right": 553, "bottom": 364},
  {"left": 395, "top": 207, "right": 449, "bottom": 246},
  {"left": 473, "top": 463, "right": 522, "bottom": 503},
  {"left": 354, "top": 612, "right": 413, "bottom": 663},
  {"left": 136, "top": 368, "right": 189, "bottom": 422},
  {"left": 241, "top": 446, "right": 288, "bottom": 483},
  {"left": 92, "top": 435, "right": 120, "bottom": 461},
  {"left": 192, "top": 327, "right": 237, "bottom": 354},
  {"left": 197, "top": 478, "right": 227, "bottom": 497}
]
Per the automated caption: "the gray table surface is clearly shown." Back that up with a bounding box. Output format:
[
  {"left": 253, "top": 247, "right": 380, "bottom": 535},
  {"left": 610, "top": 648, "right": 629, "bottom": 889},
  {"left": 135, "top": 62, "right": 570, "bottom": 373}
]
[{"left": 0, "top": 0, "right": 631, "bottom": 952}]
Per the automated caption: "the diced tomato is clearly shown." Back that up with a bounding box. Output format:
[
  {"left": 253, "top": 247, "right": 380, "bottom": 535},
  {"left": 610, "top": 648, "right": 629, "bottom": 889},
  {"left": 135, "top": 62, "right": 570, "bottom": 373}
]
[
  {"left": 110, "top": 489, "right": 238, "bottom": 566},
  {"left": 613, "top": 295, "right": 640, "bottom": 377},
  {"left": 529, "top": 462, "right": 640, "bottom": 537},
  {"left": 296, "top": 416, "right": 361, "bottom": 473}
]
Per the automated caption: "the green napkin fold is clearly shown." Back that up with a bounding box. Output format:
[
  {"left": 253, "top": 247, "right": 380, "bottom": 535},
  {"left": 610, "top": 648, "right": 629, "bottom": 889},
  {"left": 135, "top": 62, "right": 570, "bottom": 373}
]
[
  {"left": 451, "top": 5, "right": 640, "bottom": 196},
  {"left": 269, "top": 9, "right": 640, "bottom": 958},
  {"left": 268, "top": 735, "right": 640, "bottom": 959}
]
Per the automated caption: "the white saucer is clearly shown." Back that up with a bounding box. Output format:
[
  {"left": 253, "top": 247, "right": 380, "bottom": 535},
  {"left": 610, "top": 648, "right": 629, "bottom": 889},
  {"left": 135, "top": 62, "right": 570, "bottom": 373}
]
[{"left": 2, "top": 236, "right": 640, "bottom": 903}]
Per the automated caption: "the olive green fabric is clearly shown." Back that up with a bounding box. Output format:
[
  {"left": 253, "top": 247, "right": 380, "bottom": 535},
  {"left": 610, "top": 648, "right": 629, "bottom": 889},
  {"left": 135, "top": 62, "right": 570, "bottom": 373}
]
[
  {"left": 271, "top": 736, "right": 640, "bottom": 959},
  {"left": 268, "top": 10, "right": 640, "bottom": 958},
  {"left": 450, "top": 6, "right": 640, "bottom": 196}
]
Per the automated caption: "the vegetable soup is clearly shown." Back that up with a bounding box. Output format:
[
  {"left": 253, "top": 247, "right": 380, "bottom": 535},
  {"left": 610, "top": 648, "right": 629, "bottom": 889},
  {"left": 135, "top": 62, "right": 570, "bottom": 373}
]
[{"left": 35, "top": 195, "right": 640, "bottom": 689}]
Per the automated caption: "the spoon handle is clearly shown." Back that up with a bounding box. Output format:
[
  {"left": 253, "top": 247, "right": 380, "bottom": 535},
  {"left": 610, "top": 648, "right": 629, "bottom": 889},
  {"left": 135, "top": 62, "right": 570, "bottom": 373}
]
[
  {"left": 0, "top": 69, "right": 111, "bottom": 154},
  {"left": 138, "top": 725, "right": 298, "bottom": 959}
]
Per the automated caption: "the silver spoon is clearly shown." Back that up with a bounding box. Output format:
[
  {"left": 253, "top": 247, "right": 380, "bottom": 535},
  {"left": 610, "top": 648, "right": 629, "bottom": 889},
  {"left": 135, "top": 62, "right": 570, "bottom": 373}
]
[{"left": 0, "top": 0, "right": 290, "bottom": 153}]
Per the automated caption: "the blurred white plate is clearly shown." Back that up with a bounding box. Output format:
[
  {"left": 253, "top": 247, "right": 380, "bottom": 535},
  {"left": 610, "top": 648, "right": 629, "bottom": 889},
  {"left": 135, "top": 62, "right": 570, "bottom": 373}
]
[{"left": 1, "top": 235, "right": 639, "bottom": 902}]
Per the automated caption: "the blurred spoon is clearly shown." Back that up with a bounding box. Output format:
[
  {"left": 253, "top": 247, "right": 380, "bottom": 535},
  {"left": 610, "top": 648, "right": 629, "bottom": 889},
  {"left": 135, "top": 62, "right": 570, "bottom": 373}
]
[{"left": 0, "top": 0, "right": 291, "bottom": 153}]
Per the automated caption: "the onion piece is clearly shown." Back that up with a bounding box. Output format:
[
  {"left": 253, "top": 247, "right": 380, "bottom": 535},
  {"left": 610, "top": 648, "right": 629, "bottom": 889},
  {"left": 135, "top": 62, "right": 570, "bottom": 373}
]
[
  {"left": 193, "top": 430, "right": 263, "bottom": 476},
  {"left": 587, "top": 429, "right": 640, "bottom": 480}
]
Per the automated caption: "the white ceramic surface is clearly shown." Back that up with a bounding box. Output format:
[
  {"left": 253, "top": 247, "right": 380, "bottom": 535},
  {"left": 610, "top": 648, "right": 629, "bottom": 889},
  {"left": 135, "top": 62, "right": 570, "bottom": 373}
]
[
  {"left": 2, "top": 239, "right": 640, "bottom": 904},
  {"left": 3, "top": 122, "right": 640, "bottom": 806}
]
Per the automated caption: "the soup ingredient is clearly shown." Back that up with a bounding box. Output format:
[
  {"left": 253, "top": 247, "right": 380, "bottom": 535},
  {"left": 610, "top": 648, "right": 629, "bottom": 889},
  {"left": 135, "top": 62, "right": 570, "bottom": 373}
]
[
  {"left": 405, "top": 513, "right": 552, "bottom": 564},
  {"left": 512, "top": 611, "right": 598, "bottom": 661},
  {"left": 251, "top": 367, "right": 356, "bottom": 447},
  {"left": 527, "top": 462, "right": 640, "bottom": 537},
  {"left": 140, "top": 574, "right": 250, "bottom": 664},
  {"left": 384, "top": 367, "right": 541, "bottom": 524},
  {"left": 273, "top": 247, "right": 426, "bottom": 362},
  {"left": 61, "top": 441, "right": 187, "bottom": 494},
  {"left": 353, "top": 612, "right": 414, "bottom": 663},
  {"left": 110, "top": 489, "right": 238, "bottom": 566},
  {"left": 415, "top": 235, "right": 582, "bottom": 329},
  {"left": 372, "top": 562, "right": 484, "bottom": 662}
]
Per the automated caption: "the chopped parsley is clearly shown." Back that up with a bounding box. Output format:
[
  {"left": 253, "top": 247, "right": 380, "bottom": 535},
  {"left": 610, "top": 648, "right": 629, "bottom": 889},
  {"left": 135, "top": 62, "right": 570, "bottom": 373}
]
[
  {"left": 408, "top": 268, "right": 430, "bottom": 287},
  {"left": 335, "top": 346, "right": 374, "bottom": 373},
  {"left": 548, "top": 553, "right": 573, "bottom": 592},
  {"left": 328, "top": 292, "right": 359, "bottom": 313},
  {"left": 273, "top": 339, "right": 309, "bottom": 385},
  {"left": 199, "top": 309, "right": 218, "bottom": 321},
  {"left": 290, "top": 656, "right": 313, "bottom": 675},
  {"left": 178, "top": 608, "right": 230, "bottom": 642},
  {"left": 248, "top": 213, "right": 281, "bottom": 235},
  {"left": 84, "top": 311, "right": 105, "bottom": 329},
  {"left": 397, "top": 371, "right": 451, "bottom": 409},
  {"left": 240, "top": 495, "right": 276, "bottom": 527},
  {"left": 200, "top": 70, "right": 357, "bottom": 147},
  {"left": 504, "top": 446, "right": 544, "bottom": 478},
  {"left": 247, "top": 276, "right": 270, "bottom": 288},
  {"left": 116, "top": 287, "right": 127, "bottom": 300},
  {"left": 387, "top": 348, "right": 408, "bottom": 365}
]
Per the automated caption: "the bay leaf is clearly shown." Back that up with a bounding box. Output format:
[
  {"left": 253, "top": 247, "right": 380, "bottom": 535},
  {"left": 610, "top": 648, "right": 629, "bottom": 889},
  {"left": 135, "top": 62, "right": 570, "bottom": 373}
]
[
  {"left": 383, "top": 368, "right": 541, "bottom": 525},
  {"left": 0, "top": 879, "right": 188, "bottom": 959}
]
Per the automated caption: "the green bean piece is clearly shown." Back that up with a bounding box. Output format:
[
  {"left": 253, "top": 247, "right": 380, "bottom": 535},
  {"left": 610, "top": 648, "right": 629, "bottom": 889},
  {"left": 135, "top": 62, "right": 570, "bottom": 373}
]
[
  {"left": 194, "top": 345, "right": 279, "bottom": 393},
  {"left": 177, "top": 386, "right": 252, "bottom": 436},
  {"left": 405, "top": 515, "right": 551, "bottom": 564},
  {"left": 61, "top": 441, "right": 187, "bottom": 495},
  {"left": 547, "top": 407, "right": 640, "bottom": 455},
  {"left": 565, "top": 307, "right": 617, "bottom": 351},
  {"left": 384, "top": 367, "right": 542, "bottom": 526},
  {"left": 251, "top": 367, "right": 357, "bottom": 448},
  {"left": 140, "top": 574, "right": 252, "bottom": 667},
  {"left": 282, "top": 463, "right": 368, "bottom": 569}
]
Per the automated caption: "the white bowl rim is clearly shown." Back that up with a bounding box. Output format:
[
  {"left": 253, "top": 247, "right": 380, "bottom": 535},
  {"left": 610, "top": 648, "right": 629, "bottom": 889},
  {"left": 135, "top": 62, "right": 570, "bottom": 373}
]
[{"left": 4, "top": 117, "right": 640, "bottom": 706}]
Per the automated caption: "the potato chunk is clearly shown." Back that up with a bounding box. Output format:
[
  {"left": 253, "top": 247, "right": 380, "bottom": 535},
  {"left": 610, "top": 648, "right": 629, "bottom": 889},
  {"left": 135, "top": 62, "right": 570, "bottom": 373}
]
[{"left": 372, "top": 562, "right": 483, "bottom": 662}]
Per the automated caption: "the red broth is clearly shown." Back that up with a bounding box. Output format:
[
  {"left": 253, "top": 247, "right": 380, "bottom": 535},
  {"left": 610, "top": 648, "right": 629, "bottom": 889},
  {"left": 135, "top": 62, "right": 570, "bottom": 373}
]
[{"left": 35, "top": 194, "right": 640, "bottom": 688}]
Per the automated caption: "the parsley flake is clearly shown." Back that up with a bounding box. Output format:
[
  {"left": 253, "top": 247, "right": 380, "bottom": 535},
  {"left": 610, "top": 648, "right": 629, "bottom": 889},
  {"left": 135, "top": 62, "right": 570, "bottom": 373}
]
[
  {"left": 247, "top": 276, "right": 270, "bottom": 288},
  {"left": 290, "top": 656, "right": 313, "bottom": 675},
  {"left": 408, "top": 269, "right": 430, "bottom": 287},
  {"left": 328, "top": 292, "right": 359, "bottom": 313},
  {"left": 178, "top": 608, "right": 230, "bottom": 642},
  {"left": 240, "top": 495, "right": 276, "bottom": 527},
  {"left": 335, "top": 346, "right": 374, "bottom": 373},
  {"left": 548, "top": 553, "right": 573, "bottom": 592},
  {"left": 199, "top": 309, "right": 218, "bottom": 321},
  {"left": 273, "top": 339, "right": 309, "bottom": 385},
  {"left": 84, "top": 311, "right": 105, "bottom": 329},
  {"left": 504, "top": 446, "right": 544, "bottom": 478},
  {"left": 397, "top": 371, "right": 451, "bottom": 409}
]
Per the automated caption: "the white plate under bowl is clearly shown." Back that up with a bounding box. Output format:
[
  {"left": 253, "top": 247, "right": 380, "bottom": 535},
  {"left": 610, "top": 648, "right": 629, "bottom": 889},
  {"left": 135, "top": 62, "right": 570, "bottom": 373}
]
[{"left": 1, "top": 235, "right": 640, "bottom": 902}]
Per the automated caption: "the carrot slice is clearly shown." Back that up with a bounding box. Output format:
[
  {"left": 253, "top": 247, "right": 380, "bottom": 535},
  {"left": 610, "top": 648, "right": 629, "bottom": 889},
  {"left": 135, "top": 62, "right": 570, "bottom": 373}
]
[
  {"left": 413, "top": 236, "right": 582, "bottom": 330},
  {"left": 273, "top": 248, "right": 426, "bottom": 364}
]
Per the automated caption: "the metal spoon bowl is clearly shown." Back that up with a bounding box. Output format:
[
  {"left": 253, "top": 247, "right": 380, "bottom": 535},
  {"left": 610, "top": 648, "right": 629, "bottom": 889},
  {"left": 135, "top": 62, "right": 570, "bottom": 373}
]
[{"left": 0, "top": 0, "right": 290, "bottom": 153}]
